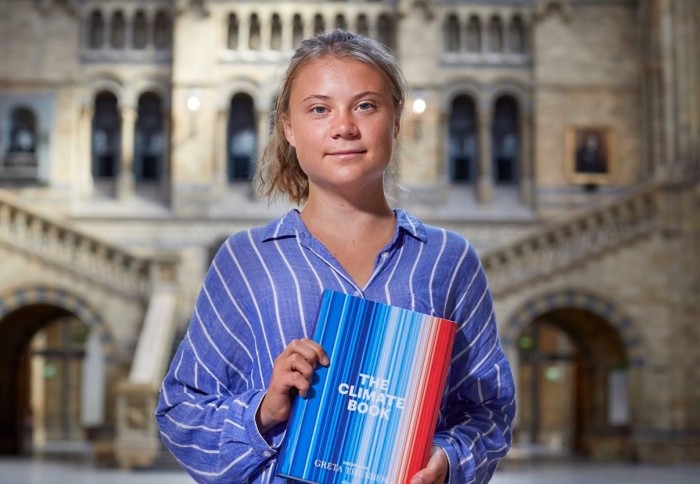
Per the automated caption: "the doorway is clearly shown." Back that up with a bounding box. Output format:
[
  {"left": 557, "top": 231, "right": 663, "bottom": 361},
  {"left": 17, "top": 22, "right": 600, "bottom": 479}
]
[
  {"left": 0, "top": 303, "right": 103, "bottom": 455},
  {"left": 516, "top": 308, "right": 630, "bottom": 459}
]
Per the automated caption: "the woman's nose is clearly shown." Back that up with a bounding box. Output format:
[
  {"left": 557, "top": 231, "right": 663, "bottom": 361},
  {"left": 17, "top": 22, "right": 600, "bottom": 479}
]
[{"left": 331, "top": 111, "right": 359, "bottom": 139}]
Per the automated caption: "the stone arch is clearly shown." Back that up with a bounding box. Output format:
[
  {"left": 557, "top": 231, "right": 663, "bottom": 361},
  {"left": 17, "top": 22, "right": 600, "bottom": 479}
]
[
  {"left": 0, "top": 284, "right": 116, "bottom": 363},
  {"left": 504, "top": 287, "right": 643, "bottom": 458},
  {"left": 440, "top": 80, "right": 483, "bottom": 112},
  {"left": 217, "top": 77, "right": 262, "bottom": 111},
  {"left": 486, "top": 80, "right": 529, "bottom": 111},
  {"left": 133, "top": 81, "right": 171, "bottom": 111},
  {"left": 502, "top": 288, "right": 644, "bottom": 366},
  {"left": 0, "top": 284, "right": 116, "bottom": 454},
  {"left": 84, "top": 75, "right": 126, "bottom": 109}
]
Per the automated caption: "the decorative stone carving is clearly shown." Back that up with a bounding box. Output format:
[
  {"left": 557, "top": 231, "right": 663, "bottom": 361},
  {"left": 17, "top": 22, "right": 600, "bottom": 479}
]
[{"left": 534, "top": 0, "right": 572, "bottom": 23}]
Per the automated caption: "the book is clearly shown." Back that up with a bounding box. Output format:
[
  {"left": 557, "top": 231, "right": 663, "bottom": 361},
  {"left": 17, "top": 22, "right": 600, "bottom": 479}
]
[{"left": 276, "top": 289, "right": 457, "bottom": 484}]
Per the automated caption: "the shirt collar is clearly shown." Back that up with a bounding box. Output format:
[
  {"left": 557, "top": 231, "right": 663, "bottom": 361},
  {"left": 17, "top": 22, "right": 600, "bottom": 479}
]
[{"left": 260, "top": 208, "right": 427, "bottom": 243}]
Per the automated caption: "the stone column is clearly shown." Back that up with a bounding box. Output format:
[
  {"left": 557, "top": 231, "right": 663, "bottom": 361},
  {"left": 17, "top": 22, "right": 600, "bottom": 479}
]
[
  {"left": 212, "top": 108, "right": 228, "bottom": 199},
  {"left": 282, "top": 14, "right": 294, "bottom": 52},
  {"left": 477, "top": 102, "right": 493, "bottom": 204},
  {"left": 79, "top": 104, "right": 94, "bottom": 198},
  {"left": 690, "top": 0, "right": 700, "bottom": 162},
  {"left": 519, "top": 102, "right": 534, "bottom": 206},
  {"left": 260, "top": 15, "right": 271, "bottom": 51},
  {"left": 660, "top": 0, "right": 677, "bottom": 166},
  {"left": 117, "top": 105, "right": 136, "bottom": 199},
  {"left": 160, "top": 110, "right": 172, "bottom": 203},
  {"left": 674, "top": 0, "right": 691, "bottom": 162},
  {"left": 240, "top": 12, "right": 250, "bottom": 50}
]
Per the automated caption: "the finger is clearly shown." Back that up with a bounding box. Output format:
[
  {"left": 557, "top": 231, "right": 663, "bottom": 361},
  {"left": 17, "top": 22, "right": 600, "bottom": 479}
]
[
  {"left": 287, "top": 353, "right": 315, "bottom": 379},
  {"left": 289, "top": 338, "right": 329, "bottom": 366}
]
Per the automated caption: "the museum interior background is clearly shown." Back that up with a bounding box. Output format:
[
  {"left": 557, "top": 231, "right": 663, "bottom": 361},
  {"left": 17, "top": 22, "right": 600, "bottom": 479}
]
[{"left": 0, "top": 0, "right": 698, "bottom": 469}]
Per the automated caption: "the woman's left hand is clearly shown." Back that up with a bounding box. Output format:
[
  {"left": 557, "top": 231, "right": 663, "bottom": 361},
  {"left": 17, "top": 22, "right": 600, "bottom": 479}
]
[{"left": 409, "top": 446, "right": 448, "bottom": 484}]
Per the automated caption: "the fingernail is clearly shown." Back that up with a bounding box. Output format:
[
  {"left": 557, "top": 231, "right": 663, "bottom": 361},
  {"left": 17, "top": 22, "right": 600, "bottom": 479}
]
[{"left": 322, "top": 356, "right": 329, "bottom": 366}]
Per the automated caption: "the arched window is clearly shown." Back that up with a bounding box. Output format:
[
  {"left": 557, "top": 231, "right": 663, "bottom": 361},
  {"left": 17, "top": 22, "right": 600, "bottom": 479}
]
[
  {"left": 466, "top": 15, "right": 482, "bottom": 53},
  {"left": 313, "top": 14, "right": 325, "bottom": 35},
  {"left": 445, "top": 15, "right": 460, "bottom": 53},
  {"left": 377, "top": 14, "right": 394, "bottom": 51},
  {"left": 292, "top": 15, "right": 304, "bottom": 47},
  {"left": 8, "top": 107, "right": 37, "bottom": 154},
  {"left": 487, "top": 16, "right": 504, "bottom": 53},
  {"left": 110, "top": 11, "right": 126, "bottom": 49},
  {"left": 448, "top": 95, "right": 478, "bottom": 183},
  {"left": 335, "top": 14, "right": 347, "bottom": 31},
  {"left": 271, "top": 14, "right": 282, "bottom": 50},
  {"left": 3, "top": 107, "right": 38, "bottom": 178},
  {"left": 133, "top": 11, "right": 148, "bottom": 49},
  {"left": 88, "top": 11, "right": 105, "bottom": 49},
  {"left": 227, "top": 93, "right": 257, "bottom": 182},
  {"left": 91, "top": 92, "right": 121, "bottom": 179},
  {"left": 134, "top": 93, "right": 164, "bottom": 182},
  {"left": 356, "top": 14, "right": 369, "bottom": 37},
  {"left": 249, "top": 14, "right": 261, "bottom": 50},
  {"left": 228, "top": 13, "right": 239, "bottom": 50},
  {"left": 153, "top": 10, "right": 171, "bottom": 50},
  {"left": 508, "top": 15, "right": 526, "bottom": 54},
  {"left": 492, "top": 95, "right": 519, "bottom": 184}
]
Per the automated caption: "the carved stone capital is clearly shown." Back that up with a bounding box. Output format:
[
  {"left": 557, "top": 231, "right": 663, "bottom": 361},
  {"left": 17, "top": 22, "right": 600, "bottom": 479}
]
[
  {"left": 534, "top": 0, "right": 572, "bottom": 23},
  {"left": 175, "top": 0, "right": 210, "bottom": 18}
]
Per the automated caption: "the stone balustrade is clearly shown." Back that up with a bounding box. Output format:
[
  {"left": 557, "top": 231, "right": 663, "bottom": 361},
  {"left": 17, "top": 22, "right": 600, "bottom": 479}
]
[
  {"left": 482, "top": 184, "right": 658, "bottom": 297},
  {"left": 0, "top": 191, "right": 175, "bottom": 300}
]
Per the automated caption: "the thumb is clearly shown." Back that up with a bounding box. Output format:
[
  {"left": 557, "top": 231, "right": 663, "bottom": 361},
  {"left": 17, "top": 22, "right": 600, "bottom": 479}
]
[{"left": 410, "top": 476, "right": 425, "bottom": 484}]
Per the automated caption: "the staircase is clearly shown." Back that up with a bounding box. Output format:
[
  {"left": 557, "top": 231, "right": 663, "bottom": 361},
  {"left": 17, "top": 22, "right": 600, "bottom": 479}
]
[
  {"left": 481, "top": 183, "right": 659, "bottom": 297},
  {"left": 0, "top": 190, "right": 163, "bottom": 300}
]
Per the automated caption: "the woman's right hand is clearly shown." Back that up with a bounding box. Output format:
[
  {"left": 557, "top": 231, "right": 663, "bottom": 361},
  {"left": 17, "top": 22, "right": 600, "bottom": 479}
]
[{"left": 256, "top": 338, "right": 329, "bottom": 433}]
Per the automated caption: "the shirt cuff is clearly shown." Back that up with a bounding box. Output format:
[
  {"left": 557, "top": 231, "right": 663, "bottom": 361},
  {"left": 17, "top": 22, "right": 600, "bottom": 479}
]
[
  {"left": 244, "top": 390, "right": 287, "bottom": 455},
  {"left": 433, "top": 434, "right": 461, "bottom": 483}
]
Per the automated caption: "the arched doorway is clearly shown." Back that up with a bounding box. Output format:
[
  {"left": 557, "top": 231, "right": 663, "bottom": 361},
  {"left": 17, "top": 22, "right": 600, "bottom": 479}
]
[
  {"left": 515, "top": 307, "right": 631, "bottom": 459},
  {"left": 0, "top": 300, "right": 107, "bottom": 456}
]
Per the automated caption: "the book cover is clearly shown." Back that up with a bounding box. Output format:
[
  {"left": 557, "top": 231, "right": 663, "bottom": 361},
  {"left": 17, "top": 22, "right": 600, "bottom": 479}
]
[{"left": 276, "top": 289, "right": 457, "bottom": 484}]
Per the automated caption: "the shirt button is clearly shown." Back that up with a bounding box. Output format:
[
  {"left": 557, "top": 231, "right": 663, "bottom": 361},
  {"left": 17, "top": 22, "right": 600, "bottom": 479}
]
[
  {"left": 263, "top": 450, "right": 272, "bottom": 458},
  {"left": 354, "top": 290, "right": 361, "bottom": 297},
  {"left": 381, "top": 252, "right": 389, "bottom": 259}
]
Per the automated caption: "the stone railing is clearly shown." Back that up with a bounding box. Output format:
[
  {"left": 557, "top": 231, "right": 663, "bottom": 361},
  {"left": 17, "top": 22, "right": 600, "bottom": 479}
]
[
  {"left": 115, "top": 286, "right": 179, "bottom": 469},
  {"left": 482, "top": 183, "right": 659, "bottom": 297},
  {"left": 0, "top": 190, "right": 170, "bottom": 300}
]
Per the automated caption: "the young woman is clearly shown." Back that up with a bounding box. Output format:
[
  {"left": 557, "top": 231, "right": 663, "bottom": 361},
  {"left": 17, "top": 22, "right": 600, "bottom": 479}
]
[{"left": 156, "top": 30, "right": 515, "bottom": 484}]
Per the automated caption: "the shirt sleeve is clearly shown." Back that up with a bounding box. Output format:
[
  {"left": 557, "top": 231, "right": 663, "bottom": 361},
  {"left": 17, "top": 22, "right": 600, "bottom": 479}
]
[
  {"left": 155, "top": 241, "right": 283, "bottom": 483},
  {"left": 433, "top": 244, "right": 516, "bottom": 483}
]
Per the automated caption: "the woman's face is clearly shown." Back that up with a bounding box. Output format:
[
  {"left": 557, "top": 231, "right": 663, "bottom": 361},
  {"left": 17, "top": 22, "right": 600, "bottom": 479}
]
[{"left": 283, "top": 56, "right": 401, "bottom": 198}]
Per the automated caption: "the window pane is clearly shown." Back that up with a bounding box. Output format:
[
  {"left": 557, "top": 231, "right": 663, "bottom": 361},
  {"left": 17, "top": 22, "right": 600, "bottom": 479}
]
[
  {"left": 492, "top": 96, "right": 519, "bottom": 183},
  {"left": 449, "top": 95, "right": 477, "bottom": 183},
  {"left": 227, "top": 94, "right": 257, "bottom": 182},
  {"left": 92, "top": 92, "right": 120, "bottom": 178},
  {"left": 135, "top": 93, "right": 164, "bottom": 181}
]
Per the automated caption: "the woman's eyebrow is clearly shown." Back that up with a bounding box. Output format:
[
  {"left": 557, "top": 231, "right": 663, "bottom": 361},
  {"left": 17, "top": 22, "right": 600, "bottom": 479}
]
[{"left": 300, "top": 94, "right": 330, "bottom": 103}]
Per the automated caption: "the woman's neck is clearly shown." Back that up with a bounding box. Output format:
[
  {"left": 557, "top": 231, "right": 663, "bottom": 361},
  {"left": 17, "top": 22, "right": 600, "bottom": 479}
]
[{"left": 300, "top": 186, "right": 394, "bottom": 233}]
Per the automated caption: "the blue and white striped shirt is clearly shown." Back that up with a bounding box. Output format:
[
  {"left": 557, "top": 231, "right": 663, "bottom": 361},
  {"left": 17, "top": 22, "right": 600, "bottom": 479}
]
[{"left": 156, "top": 209, "right": 515, "bottom": 484}]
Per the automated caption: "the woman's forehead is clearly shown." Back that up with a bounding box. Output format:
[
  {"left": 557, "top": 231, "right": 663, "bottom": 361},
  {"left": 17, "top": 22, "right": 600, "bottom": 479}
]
[{"left": 290, "top": 56, "right": 391, "bottom": 96}]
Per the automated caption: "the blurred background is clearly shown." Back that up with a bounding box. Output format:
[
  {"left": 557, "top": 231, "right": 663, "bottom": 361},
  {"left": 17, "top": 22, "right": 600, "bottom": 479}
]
[{"left": 0, "top": 0, "right": 698, "bottom": 481}]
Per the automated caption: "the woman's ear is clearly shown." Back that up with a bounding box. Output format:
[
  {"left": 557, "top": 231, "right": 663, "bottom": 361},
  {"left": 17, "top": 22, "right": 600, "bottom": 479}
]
[
  {"left": 393, "top": 110, "right": 402, "bottom": 139},
  {"left": 283, "top": 115, "right": 296, "bottom": 147}
]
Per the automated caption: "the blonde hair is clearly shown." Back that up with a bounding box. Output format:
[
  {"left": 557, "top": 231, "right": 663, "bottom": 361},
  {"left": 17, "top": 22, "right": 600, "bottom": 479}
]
[{"left": 257, "top": 29, "right": 407, "bottom": 205}]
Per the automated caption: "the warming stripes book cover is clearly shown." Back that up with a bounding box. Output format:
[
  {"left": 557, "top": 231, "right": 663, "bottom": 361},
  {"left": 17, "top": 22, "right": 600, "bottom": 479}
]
[{"left": 276, "top": 289, "right": 457, "bottom": 484}]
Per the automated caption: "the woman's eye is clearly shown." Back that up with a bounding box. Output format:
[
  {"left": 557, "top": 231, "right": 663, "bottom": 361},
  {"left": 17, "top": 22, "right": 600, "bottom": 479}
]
[
  {"left": 358, "top": 102, "right": 374, "bottom": 111},
  {"left": 311, "top": 106, "right": 327, "bottom": 114}
]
